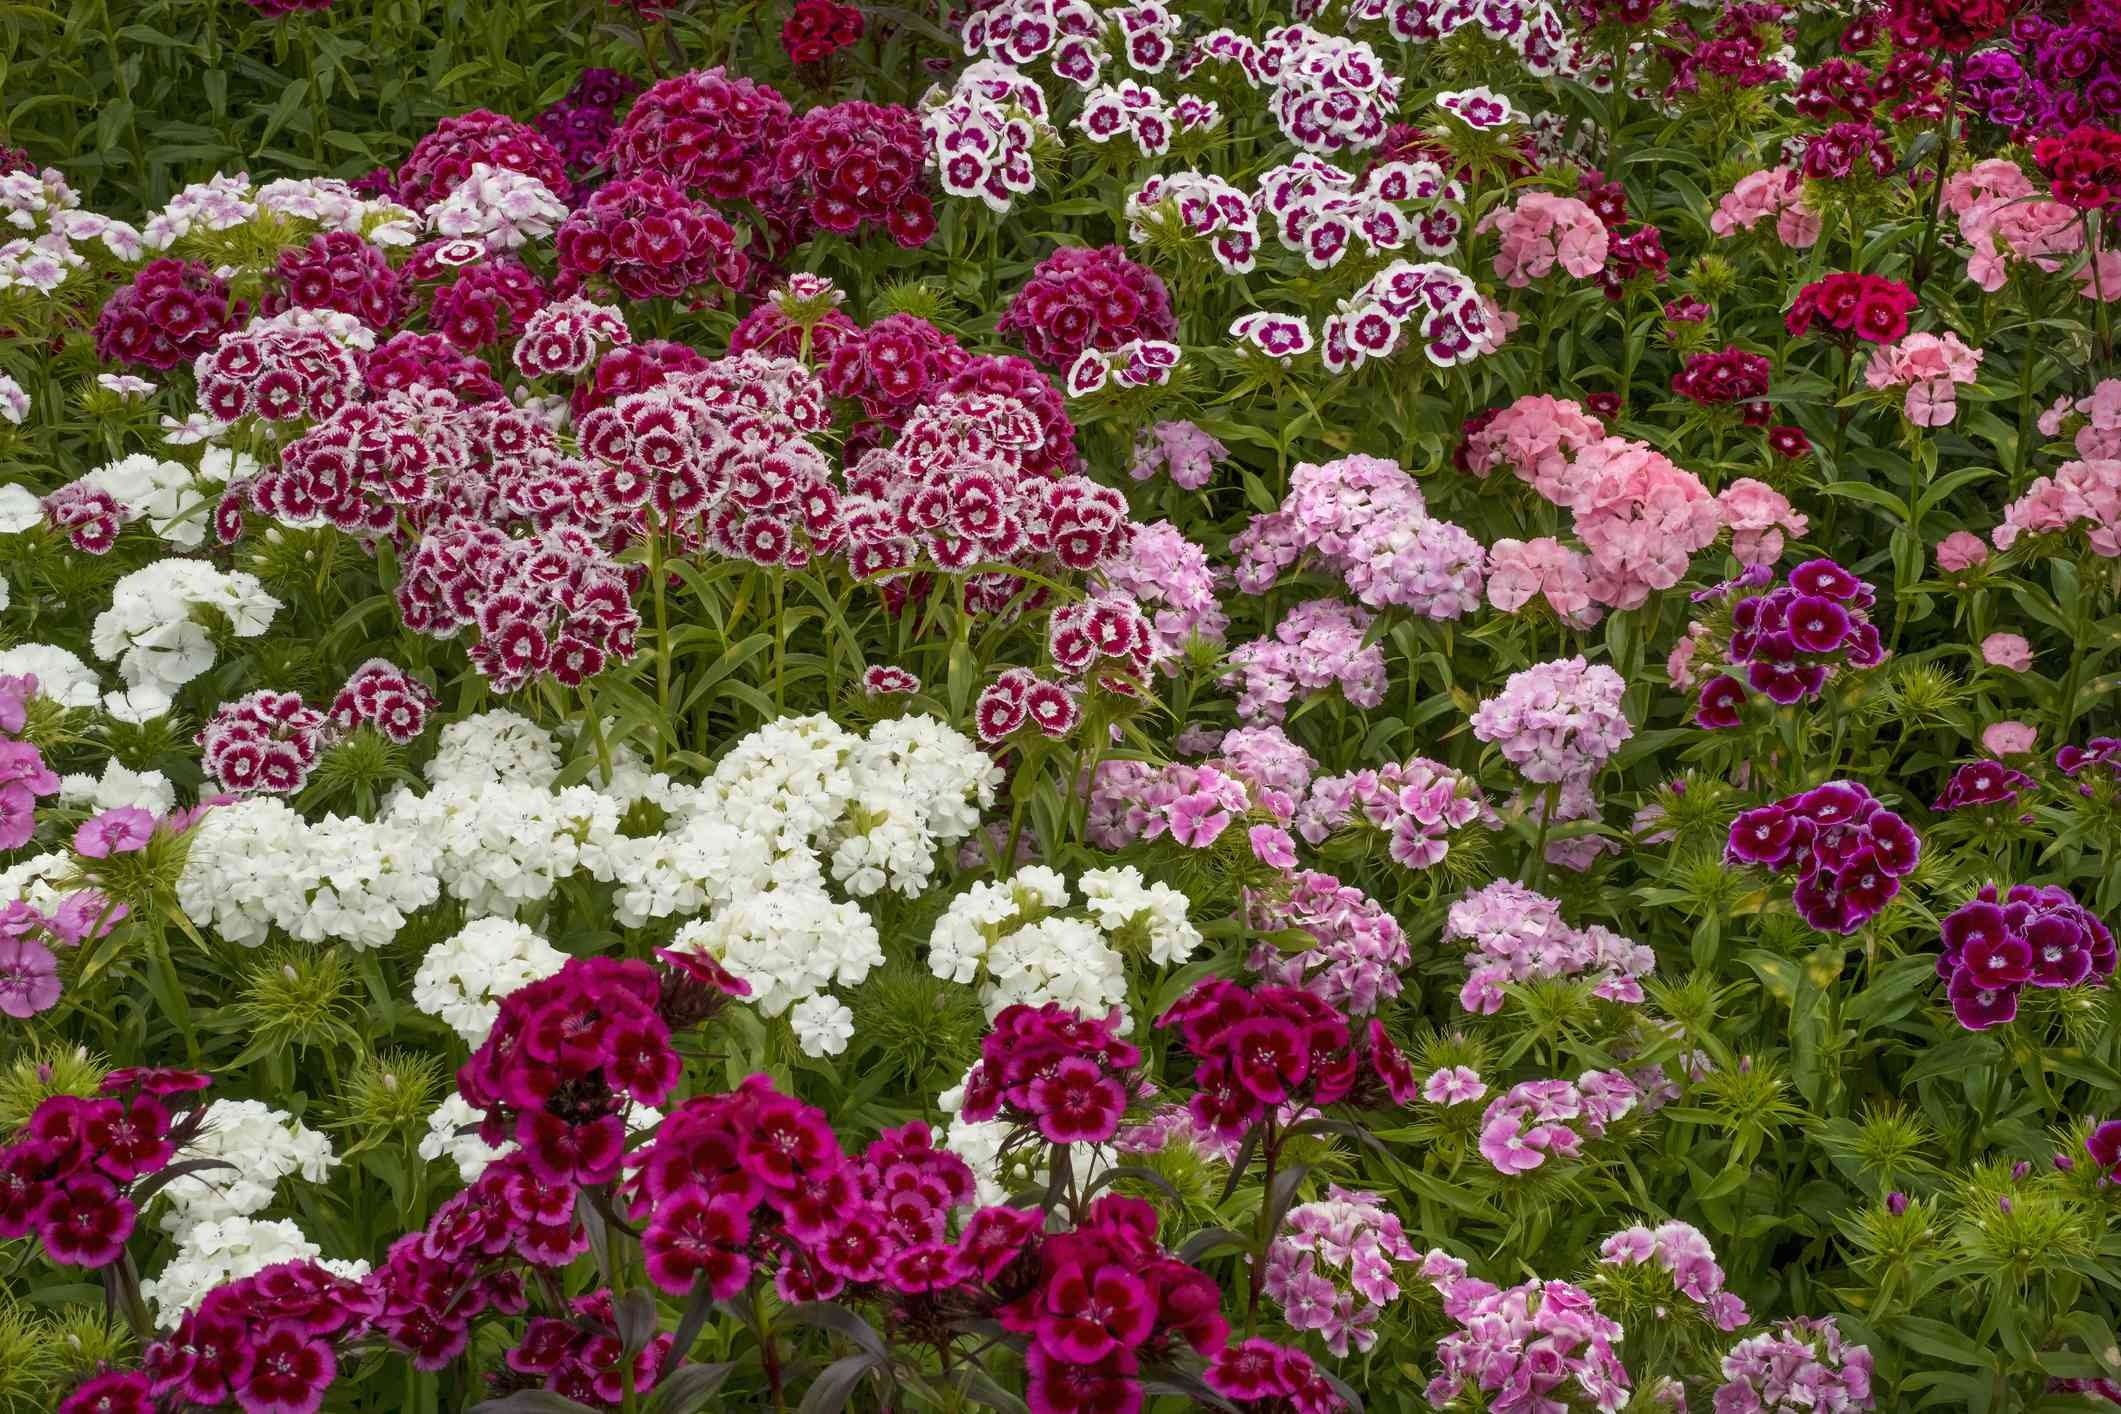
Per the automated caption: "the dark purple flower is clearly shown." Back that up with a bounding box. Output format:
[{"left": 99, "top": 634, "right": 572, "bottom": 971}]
[{"left": 1695, "top": 675, "right": 1747, "bottom": 729}]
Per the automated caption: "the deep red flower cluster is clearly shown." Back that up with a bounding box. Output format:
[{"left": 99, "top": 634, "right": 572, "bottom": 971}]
[
  {"left": 1786, "top": 273, "right": 1920, "bottom": 345},
  {"left": 781, "top": 0, "right": 865, "bottom": 65},
  {"left": 974, "top": 667, "right": 1082, "bottom": 741},
  {"left": 1671, "top": 346, "right": 1772, "bottom": 422},
  {"left": 1800, "top": 121, "right": 1894, "bottom": 181},
  {"left": 999, "top": 245, "right": 1179, "bottom": 370},
  {"left": 146, "top": 1261, "right": 362, "bottom": 1414},
  {"left": 1885, "top": 0, "right": 2020, "bottom": 52},
  {"left": 1206, "top": 1338, "right": 1346, "bottom": 1412},
  {"left": 554, "top": 175, "right": 748, "bottom": 303},
  {"left": 1794, "top": 58, "right": 1875, "bottom": 120},
  {"left": 568, "top": 339, "right": 710, "bottom": 415},
  {"left": 267, "top": 229, "right": 407, "bottom": 329},
  {"left": 395, "top": 108, "right": 572, "bottom": 212},
  {"left": 730, "top": 298, "right": 860, "bottom": 363},
  {"left": 822, "top": 312, "right": 969, "bottom": 424},
  {"left": 1156, "top": 977, "right": 1417, "bottom": 1139},
  {"left": 1595, "top": 223, "right": 1669, "bottom": 299},
  {"left": 412, "top": 251, "right": 550, "bottom": 352},
  {"left": 461, "top": 527, "right": 643, "bottom": 691},
  {"left": 194, "top": 320, "right": 363, "bottom": 425},
  {"left": 997, "top": 1194, "right": 1229, "bottom": 1413},
  {"left": 605, "top": 67, "right": 794, "bottom": 206},
  {"left": 772, "top": 100, "right": 936, "bottom": 248},
  {"left": 941, "top": 353, "right": 1080, "bottom": 480},
  {"left": 327, "top": 659, "right": 437, "bottom": 743},
  {"left": 458, "top": 956, "right": 678, "bottom": 1185},
  {"left": 499, "top": 1288, "right": 674, "bottom": 1405},
  {"left": 959, "top": 1002, "right": 1146, "bottom": 1144},
  {"left": 92, "top": 258, "right": 243, "bottom": 371},
  {"left": 362, "top": 330, "right": 504, "bottom": 402},
  {"left": 0, "top": 1085, "right": 194, "bottom": 1270},
  {"left": 2034, "top": 124, "right": 2121, "bottom": 211},
  {"left": 197, "top": 689, "right": 332, "bottom": 795}
]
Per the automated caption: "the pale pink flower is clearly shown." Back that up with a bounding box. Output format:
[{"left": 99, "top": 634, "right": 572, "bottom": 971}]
[
  {"left": 1979, "top": 632, "right": 2032, "bottom": 671},
  {"left": 1709, "top": 167, "right": 1820, "bottom": 248},
  {"left": 1863, "top": 331, "right": 1984, "bottom": 428},
  {"left": 1480, "top": 192, "right": 1609, "bottom": 287},
  {"left": 1717, "top": 478, "right": 1808, "bottom": 567},
  {"left": 1486, "top": 537, "right": 1598, "bottom": 626},
  {"left": 1982, "top": 720, "right": 2036, "bottom": 756},
  {"left": 1421, "top": 1066, "right": 1486, "bottom": 1106},
  {"left": 1935, "top": 529, "right": 1989, "bottom": 572}
]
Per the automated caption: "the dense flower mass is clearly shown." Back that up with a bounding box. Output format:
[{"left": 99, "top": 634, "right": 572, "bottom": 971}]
[{"left": 6, "top": 1, "right": 2121, "bottom": 1409}]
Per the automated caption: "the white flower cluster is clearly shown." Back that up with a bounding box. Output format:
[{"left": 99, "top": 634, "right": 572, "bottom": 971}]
[
  {"left": 174, "top": 710, "right": 998, "bottom": 1054},
  {"left": 428, "top": 163, "right": 568, "bottom": 252},
  {"left": 0, "top": 642, "right": 102, "bottom": 708},
  {"left": 927, "top": 864, "right": 1202, "bottom": 1024},
  {"left": 156, "top": 1099, "right": 339, "bottom": 1235},
  {"left": 178, "top": 799, "right": 440, "bottom": 950},
  {"left": 0, "top": 166, "right": 142, "bottom": 295},
  {"left": 412, "top": 917, "right": 570, "bottom": 1045},
  {"left": 90, "top": 560, "right": 282, "bottom": 721},
  {"left": 141, "top": 1216, "right": 370, "bottom": 1323},
  {"left": 59, "top": 758, "right": 176, "bottom": 816}
]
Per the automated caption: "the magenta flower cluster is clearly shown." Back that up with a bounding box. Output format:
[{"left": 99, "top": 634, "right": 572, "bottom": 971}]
[
  {"left": 1936, "top": 882, "right": 2117, "bottom": 1030},
  {"left": 1726, "top": 781, "right": 1921, "bottom": 935}
]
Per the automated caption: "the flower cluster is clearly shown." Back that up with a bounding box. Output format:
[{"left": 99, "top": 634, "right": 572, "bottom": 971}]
[
  {"left": 1695, "top": 559, "right": 1887, "bottom": 726},
  {"left": 1936, "top": 883, "right": 2117, "bottom": 1030},
  {"left": 1446, "top": 880, "right": 1656, "bottom": 1013},
  {"left": 1726, "top": 782, "right": 1921, "bottom": 934}
]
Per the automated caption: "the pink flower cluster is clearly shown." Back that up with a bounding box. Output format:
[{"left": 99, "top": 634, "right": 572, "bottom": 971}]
[
  {"left": 1993, "top": 457, "right": 2121, "bottom": 557},
  {"left": 1486, "top": 536, "right": 1599, "bottom": 627},
  {"left": 150, "top": 1259, "right": 363, "bottom": 1414},
  {"left": 42, "top": 484, "right": 127, "bottom": 555},
  {"left": 197, "top": 689, "right": 331, "bottom": 795},
  {"left": 1095, "top": 519, "right": 1227, "bottom": 660},
  {"left": 363, "top": 330, "right": 504, "bottom": 402},
  {"left": 2038, "top": 379, "right": 2121, "bottom": 460},
  {"left": 1480, "top": 191, "right": 1610, "bottom": 287},
  {"left": 1477, "top": 1070, "right": 1642, "bottom": 1174},
  {"left": 1226, "top": 599, "right": 1387, "bottom": 724},
  {"left": 1947, "top": 158, "right": 2087, "bottom": 294},
  {"left": 999, "top": 244, "right": 1177, "bottom": 370},
  {"left": 1863, "top": 330, "right": 1984, "bottom": 426},
  {"left": 1463, "top": 397, "right": 1723, "bottom": 608},
  {"left": 1445, "top": 880, "right": 1656, "bottom": 1014},
  {"left": 1127, "top": 420, "right": 1226, "bottom": 490},
  {"left": 1294, "top": 757, "right": 1484, "bottom": 872},
  {"left": 1232, "top": 453, "right": 1483, "bottom": 618},
  {"left": 1246, "top": 870, "right": 1410, "bottom": 1015},
  {"left": 1420, "top": 1254, "right": 1635, "bottom": 1410},
  {"left": 959, "top": 1002, "right": 1146, "bottom": 1144},
  {"left": 1598, "top": 1219, "right": 1749, "bottom": 1330},
  {"left": 513, "top": 295, "right": 631, "bottom": 378},
  {"left": 1158, "top": 976, "right": 1417, "bottom": 1140},
  {"left": 1086, "top": 758, "right": 1255, "bottom": 850},
  {"left": 1718, "top": 478, "right": 1810, "bottom": 567},
  {"left": 1470, "top": 656, "right": 1631, "bottom": 786},
  {"left": 1264, "top": 1185, "right": 1416, "bottom": 1357},
  {"left": 1714, "top": 1316, "right": 1876, "bottom": 1413},
  {"left": 1708, "top": 166, "right": 1822, "bottom": 247}
]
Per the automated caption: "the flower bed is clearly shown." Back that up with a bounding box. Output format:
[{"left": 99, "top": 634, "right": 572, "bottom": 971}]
[{"left": 3, "top": 0, "right": 2121, "bottom": 1409}]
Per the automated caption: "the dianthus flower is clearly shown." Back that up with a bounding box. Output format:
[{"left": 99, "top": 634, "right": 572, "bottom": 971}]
[
  {"left": 1598, "top": 1219, "right": 1749, "bottom": 1330},
  {"left": 1864, "top": 331, "right": 1984, "bottom": 426},
  {"left": 1693, "top": 558, "right": 1886, "bottom": 725},
  {"left": 554, "top": 175, "right": 747, "bottom": 303},
  {"left": 1936, "top": 882, "right": 2115, "bottom": 1029},
  {"left": 93, "top": 258, "right": 242, "bottom": 371},
  {"left": 1232, "top": 453, "right": 1483, "bottom": 618},
  {"left": 416, "top": 253, "right": 549, "bottom": 353},
  {"left": 1126, "top": 421, "right": 1225, "bottom": 493},
  {"left": 1471, "top": 657, "right": 1631, "bottom": 786},
  {"left": 1225, "top": 599, "right": 1388, "bottom": 724},
  {"left": 1725, "top": 781, "right": 1920, "bottom": 934},
  {"left": 1420, "top": 1262, "right": 1633, "bottom": 1408},
  {"left": 197, "top": 689, "right": 331, "bottom": 795},
  {"left": 1265, "top": 1186, "right": 1416, "bottom": 1356},
  {"left": 1787, "top": 273, "right": 1920, "bottom": 345},
  {"left": 606, "top": 67, "right": 794, "bottom": 206},
  {"left": 362, "top": 330, "right": 503, "bottom": 402},
  {"left": 1293, "top": 758, "right": 1484, "bottom": 875},
  {"left": 782, "top": 0, "right": 864, "bottom": 63},
  {"left": 1708, "top": 167, "right": 1821, "bottom": 248},
  {"left": 1480, "top": 191, "right": 1609, "bottom": 287},
  {"left": 772, "top": 100, "right": 934, "bottom": 248},
  {"left": 1246, "top": 870, "right": 1412, "bottom": 1015},
  {"left": 999, "top": 245, "right": 1176, "bottom": 370},
  {"left": 1445, "top": 879, "right": 1655, "bottom": 1013},
  {"left": 959, "top": 1002, "right": 1145, "bottom": 1144},
  {"left": 1714, "top": 1315, "right": 1876, "bottom": 1412},
  {"left": 1672, "top": 346, "right": 1772, "bottom": 421},
  {"left": 1993, "top": 458, "right": 2121, "bottom": 556}
]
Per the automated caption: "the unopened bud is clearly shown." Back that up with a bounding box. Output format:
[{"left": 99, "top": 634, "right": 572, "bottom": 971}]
[{"left": 1885, "top": 1191, "right": 1908, "bottom": 1216}]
